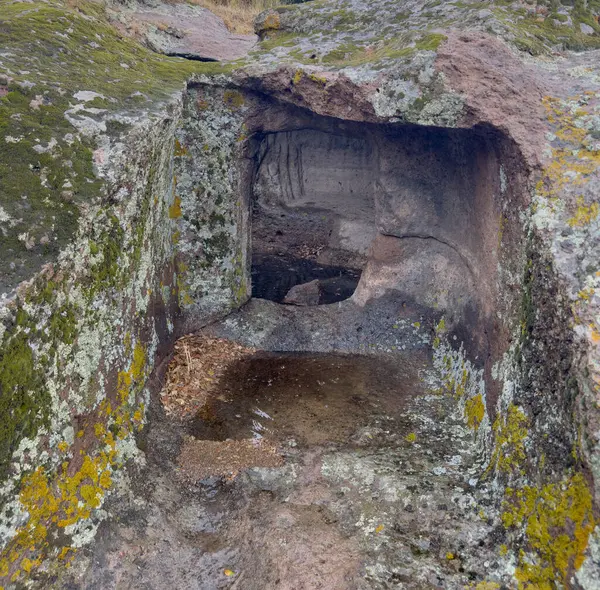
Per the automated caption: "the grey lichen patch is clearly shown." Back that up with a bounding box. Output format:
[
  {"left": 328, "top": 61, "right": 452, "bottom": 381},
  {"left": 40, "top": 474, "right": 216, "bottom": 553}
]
[
  {"left": 430, "top": 318, "right": 491, "bottom": 455},
  {"left": 529, "top": 90, "right": 600, "bottom": 496},
  {"left": 0, "top": 15, "right": 186, "bottom": 576},
  {"left": 172, "top": 84, "right": 250, "bottom": 321}
]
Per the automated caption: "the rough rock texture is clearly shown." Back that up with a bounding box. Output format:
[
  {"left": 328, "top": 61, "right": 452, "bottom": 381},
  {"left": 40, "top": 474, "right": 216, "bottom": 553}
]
[
  {"left": 107, "top": 0, "right": 257, "bottom": 61},
  {"left": 56, "top": 345, "right": 498, "bottom": 590},
  {"left": 282, "top": 279, "right": 320, "bottom": 305},
  {"left": 2, "top": 0, "right": 600, "bottom": 587},
  {"left": 0, "top": 1, "right": 229, "bottom": 585}
]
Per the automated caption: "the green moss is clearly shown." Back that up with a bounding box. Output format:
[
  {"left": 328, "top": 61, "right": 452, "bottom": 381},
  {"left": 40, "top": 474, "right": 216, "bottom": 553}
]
[
  {"left": 84, "top": 213, "right": 125, "bottom": 299},
  {"left": 322, "top": 37, "right": 414, "bottom": 66},
  {"left": 208, "top": 212, "right": 227, "bottom": 229},
  {"left": 493, "top": 6, "right": 600, "bottom": 55},
  {"left": 0, "top": 87, "right": 97, "bottom": 285},
  {"left": 451, "top": 1, "right": 488, "bottom": 8},
  {"left": 328, "top": 8, "right": 358, "bottom": 27},
  {"left": 223, "top": 89, "right": 245, "bottom": 109},
  {"left": 47, "top": 303, "right": 78, "bottom": 349},
  {"left": 0, "top": 272, "right": 82, "bottom": 480},
  {"left": 320, "top": 30, "right": 445, "bottom": 68},
  {"left": 0, "top": 331, "right": 148, "bottom": 583},
  {"left": 0, "top": 324, "right": 51, "bottom": 479},
  {"left": 256, "top": 31, "right": 300, "bottom": 52},
  {"left": 0, "top": 0, "right": 229, "bottom": 290},
  {"left": 393, "top": 11, "right": 410, "bottom": 22},
  {"left": 414, "top": 33, "right": 447, "bottom": 51}
]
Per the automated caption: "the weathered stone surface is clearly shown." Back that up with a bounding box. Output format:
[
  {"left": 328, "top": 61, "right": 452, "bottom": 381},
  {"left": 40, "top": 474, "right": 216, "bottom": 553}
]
[
  {"left": 107, "top": 0, "right": 257, "bottom": 61},
  {"left": 1, "top": 0, "right": 600, "bottom": 587},
  {"left": 582, "top": 22, "right": 596, "bottom": 35},
  {"left": 0, "top": 1, "right": 231, "bottom": 584},
  {"left": 283, "top": 279, "right": 320, "bottom": 305}
]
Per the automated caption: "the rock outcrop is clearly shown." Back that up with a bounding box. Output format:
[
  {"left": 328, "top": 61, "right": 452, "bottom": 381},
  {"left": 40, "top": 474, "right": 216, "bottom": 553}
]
[
  {"left": 1, "top": 0, "right": 600, "bottom": 587},
  {"left": 107, "top": 0, "right": 257, "bottom": 61}
]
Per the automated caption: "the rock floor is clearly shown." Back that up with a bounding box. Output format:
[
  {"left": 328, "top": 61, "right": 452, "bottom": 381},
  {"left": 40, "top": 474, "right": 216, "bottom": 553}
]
[{"left": 61, "top": 303, "right": 501, "bottom": 590}]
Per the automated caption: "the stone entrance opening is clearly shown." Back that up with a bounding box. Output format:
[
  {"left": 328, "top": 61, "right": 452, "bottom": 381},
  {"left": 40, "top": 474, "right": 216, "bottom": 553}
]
[
  {"left": 250, "top": 127, "right": 375, "bottom": 306},
  {"left": 244, "top": 106, "right": 520, "bottom": 346}
]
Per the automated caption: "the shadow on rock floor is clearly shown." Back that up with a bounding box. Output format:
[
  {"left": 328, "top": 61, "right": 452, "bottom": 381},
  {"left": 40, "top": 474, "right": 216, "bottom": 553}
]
[{"left": 58, "top": 317, "right": 498, "bottom": 589}]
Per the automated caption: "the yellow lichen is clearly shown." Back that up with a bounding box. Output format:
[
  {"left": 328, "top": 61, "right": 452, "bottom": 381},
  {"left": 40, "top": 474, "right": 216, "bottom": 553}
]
[
  {"left": 578, "top": 287, "right": 594, "bottom": 302},
  {"left": 168, "top": 195, "right": 182, "bottom": 219},
  {"left": 237, "top": 123, "right": 249, "bottom": 143},
  {"left": 173, "top": 139, "right": 188, "bottom": 157},
  {"left": 292, "top": 69, "right": 303, "bottom": 85},
  {"left": 0, "top": 340, "right": 148, "bottom": 584},
  {"left": 464, "top": 394, "right": 485, "bottom": 431},
  {"left": 405, "top": 432, "right": 417, "bottom": 443},
  {"left": 432, "top": 317, "right": 446, "bottom": 349},
  {"left": 308, "top": 73, "right": 327, "bottom": 85},
  {"left": 262, "top": 12, "right": 280, "bottom": 31},
  {"left": 99, "top": 470, "right": 112, "bottom": 489},
  {"left": 568, "top": 196, "right": 599, "bottom": 227},
  {"left": 131, "top": 342, "right": 146, "bottom": 382},
  {"left": 123, "top": 331, "right": 132, "bottom": 355},
  {"left": 502, "top": 473, "right": 595, "bottom": 588},
  {"left": 537, "top": 96, "right": 600, "bottom": 232},
  {"left": 497, "top": 213, "right": 506, "bottom": 247},
  {"left": 488, "top": 405, "right": 528, "bottom": 474},
  {"left": 452, "top": 367, "right": 468, "bottom": 399}
]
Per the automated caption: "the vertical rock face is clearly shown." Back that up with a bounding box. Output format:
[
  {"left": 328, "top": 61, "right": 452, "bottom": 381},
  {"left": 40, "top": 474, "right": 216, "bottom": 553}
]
[
  {"left": 171, "top": 84, "right": 251, "bottom": 330},
  {"left": 0, "top": 104, "right": 183, "bottom": 579},
  {"left": 254, "top": 129, "right": 376, "bottom": 218},
  {"left": 2, "top": 0, "right": 600, "bottom": 586},
  {"left": 0, "top": 1, "right": 227, "bottom": 583}
]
